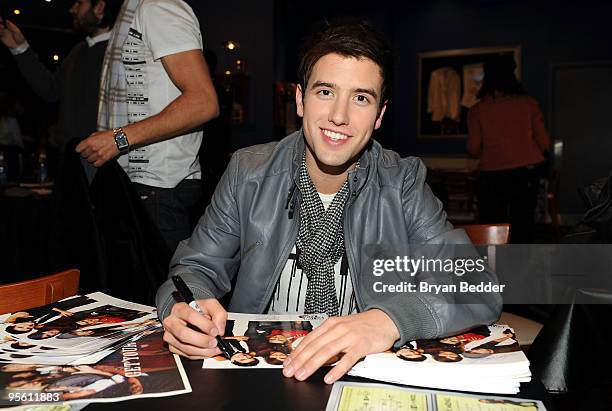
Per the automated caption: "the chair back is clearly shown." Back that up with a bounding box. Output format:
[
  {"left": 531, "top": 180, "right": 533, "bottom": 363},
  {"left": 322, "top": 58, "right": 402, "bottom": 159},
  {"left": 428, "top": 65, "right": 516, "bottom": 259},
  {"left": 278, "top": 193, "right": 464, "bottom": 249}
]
[
  {"left": 457, "top": 224, "right": 543, "bottom": 348},
  {"left": 456, "top": 224, "right": 510, "bottom": 245},
  {"left": 0, "top": 269, "right": 80, "bottom": 314}
]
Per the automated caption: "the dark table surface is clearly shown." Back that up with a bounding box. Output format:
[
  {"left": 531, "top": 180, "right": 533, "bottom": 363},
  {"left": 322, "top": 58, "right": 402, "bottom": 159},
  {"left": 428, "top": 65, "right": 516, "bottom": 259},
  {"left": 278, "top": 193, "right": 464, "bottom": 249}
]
[{"left": 87, "top": 357, "right": 552, "bottom": 411}]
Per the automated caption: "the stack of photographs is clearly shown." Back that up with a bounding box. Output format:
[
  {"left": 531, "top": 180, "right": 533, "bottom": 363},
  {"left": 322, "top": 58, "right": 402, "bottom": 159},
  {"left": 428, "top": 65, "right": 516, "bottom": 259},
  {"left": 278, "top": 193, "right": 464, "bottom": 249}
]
[
  {"left": 349, "top": 324, "right": 531, "bottom": 394},
  {"left": 0, "top": 293, "right": 191, "bottom": 407},
  {"left": 200, "top": 314, "right": 530, "bottom": 394},
  {"left": 0, "top": 292, "right": 160, "bottom": 365}
]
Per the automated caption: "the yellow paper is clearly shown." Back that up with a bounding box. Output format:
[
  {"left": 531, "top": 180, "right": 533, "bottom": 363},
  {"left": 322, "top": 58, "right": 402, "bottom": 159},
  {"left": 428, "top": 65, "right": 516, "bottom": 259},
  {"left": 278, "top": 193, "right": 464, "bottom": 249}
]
[
  {"left": 436, "top": 394, "right": 539, "bottom": 411},
  {"left": 338, "top": 386, "right": 429, "bottom": 411}
]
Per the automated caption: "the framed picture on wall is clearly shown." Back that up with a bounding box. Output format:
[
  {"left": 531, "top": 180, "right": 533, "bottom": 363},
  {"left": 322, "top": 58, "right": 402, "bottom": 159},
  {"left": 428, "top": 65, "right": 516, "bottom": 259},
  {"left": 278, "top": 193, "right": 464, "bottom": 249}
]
[{"left": 417, "top": 46, "right": 521, "bottom": 139}]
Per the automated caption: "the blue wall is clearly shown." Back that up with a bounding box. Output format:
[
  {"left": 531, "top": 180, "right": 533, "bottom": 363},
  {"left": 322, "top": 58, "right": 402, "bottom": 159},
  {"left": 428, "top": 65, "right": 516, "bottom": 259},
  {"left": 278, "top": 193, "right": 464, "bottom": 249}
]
[
  {"left": 189, "top": 1, "right": 276, "bottom": 151},
  {"left": 274, "top": 0, "right": 612, "bottom": 156},
  {"left": 389, "top": 0, "right": 612, "bottom": 156},
  {"left": 189, "top": 0, "right": 612, "bottom": 154}
]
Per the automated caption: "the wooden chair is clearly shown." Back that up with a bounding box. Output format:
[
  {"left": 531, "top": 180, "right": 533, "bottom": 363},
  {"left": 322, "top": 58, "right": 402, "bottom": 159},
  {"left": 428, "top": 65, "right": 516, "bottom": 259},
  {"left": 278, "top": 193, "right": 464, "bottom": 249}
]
[
  {"left": 0, "top": 269, "right": 80, "bottom": 315},
  {"left": 456, "top": 224, "right": 510, "bottom": 271},
  {"left": 456, "top": 223, "right": 510, "bottom": 245},
  {"left": 456, "top": 224, "right": 542, "bottom": 348}
]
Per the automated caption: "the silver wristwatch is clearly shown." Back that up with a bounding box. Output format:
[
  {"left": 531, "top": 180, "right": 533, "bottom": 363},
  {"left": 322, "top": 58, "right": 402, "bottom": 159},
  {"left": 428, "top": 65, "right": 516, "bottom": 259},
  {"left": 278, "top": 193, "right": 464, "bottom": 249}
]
[{"left": 113, "top": 127, "right": 130, "bottom": 154}]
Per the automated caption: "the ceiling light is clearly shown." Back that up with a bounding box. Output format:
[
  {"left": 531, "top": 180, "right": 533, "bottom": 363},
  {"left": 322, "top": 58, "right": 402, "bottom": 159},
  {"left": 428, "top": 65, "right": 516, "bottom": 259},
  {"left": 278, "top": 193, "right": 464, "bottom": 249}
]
[{"left": 223, "top": 40, "right": 240, "bottom": 51}]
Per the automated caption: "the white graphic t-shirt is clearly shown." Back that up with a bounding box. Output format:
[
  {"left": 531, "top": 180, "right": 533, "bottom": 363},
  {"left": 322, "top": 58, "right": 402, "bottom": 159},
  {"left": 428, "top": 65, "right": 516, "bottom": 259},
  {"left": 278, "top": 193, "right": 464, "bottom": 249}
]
[
  {"left": 267, "top": 193, "right": 357, "bottom": 316},
  {"left": 119, "top": 0, "right": 203, "bottom": 188}
]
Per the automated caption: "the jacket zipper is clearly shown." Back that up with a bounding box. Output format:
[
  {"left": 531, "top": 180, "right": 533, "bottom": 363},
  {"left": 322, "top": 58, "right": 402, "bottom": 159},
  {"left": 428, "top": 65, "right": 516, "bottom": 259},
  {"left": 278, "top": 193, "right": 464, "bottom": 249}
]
[
  {"left": 243, "top": 240, "right": 263, "bottom": 256},
  {"left": 344, "top": 171, "right": 365, "bottom": 312}
]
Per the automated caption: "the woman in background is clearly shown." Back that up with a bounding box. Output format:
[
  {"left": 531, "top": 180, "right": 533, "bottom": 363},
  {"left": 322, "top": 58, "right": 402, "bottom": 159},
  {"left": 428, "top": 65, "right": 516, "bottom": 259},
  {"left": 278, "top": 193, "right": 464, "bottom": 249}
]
[{"left": 467, "top": 54, "right": 550, "bottom": 243}]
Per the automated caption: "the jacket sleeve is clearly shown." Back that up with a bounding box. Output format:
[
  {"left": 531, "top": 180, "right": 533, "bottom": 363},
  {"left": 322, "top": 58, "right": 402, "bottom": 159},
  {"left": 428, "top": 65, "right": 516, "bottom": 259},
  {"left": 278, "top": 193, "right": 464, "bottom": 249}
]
[
  {"left": 366, "top": 159, "right": 502, "bottom": 346},
  {"left": 14, "top": 48, "right": 64, "bottom": 103},
  {"left": 156, "top": 153, "right": 242, "bottom": 320}
]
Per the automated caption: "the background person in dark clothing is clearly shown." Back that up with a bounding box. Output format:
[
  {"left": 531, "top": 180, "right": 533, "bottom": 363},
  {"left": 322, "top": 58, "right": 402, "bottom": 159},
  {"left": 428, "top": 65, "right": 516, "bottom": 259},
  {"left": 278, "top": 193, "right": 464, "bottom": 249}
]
[
  {"left": 467, "top": 54, "right": 550, "bottom": 243},
  {"left": 0, "top": 0, "right": 122, "bottom": 156}
]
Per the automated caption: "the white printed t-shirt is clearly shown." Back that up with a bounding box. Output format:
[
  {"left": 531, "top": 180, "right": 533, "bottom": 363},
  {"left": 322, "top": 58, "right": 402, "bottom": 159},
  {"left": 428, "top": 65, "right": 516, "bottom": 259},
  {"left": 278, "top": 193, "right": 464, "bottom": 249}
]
[{"left": 119, "top": 0, "right": 203, "bottom": 188}]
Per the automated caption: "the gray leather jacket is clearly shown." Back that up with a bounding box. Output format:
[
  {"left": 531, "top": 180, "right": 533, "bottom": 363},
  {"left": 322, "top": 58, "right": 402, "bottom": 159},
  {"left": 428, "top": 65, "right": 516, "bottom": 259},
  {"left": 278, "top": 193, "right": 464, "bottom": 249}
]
[{"left": 156, "top": 131, "right": 502, "bottom": 344}]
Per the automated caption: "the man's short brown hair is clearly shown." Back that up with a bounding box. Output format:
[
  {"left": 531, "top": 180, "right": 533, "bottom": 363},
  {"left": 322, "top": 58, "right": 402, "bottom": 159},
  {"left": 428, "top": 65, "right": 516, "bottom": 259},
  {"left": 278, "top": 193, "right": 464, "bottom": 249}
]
[{"left": 297, "top": 19, "right": 394, "bottom": 108}]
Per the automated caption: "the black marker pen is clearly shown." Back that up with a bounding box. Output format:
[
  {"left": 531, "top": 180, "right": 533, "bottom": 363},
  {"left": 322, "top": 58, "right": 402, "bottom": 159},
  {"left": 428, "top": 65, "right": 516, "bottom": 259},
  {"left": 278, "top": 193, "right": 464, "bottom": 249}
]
[{"left": 171, "top": 275, "right": 234, "bottom": 360}]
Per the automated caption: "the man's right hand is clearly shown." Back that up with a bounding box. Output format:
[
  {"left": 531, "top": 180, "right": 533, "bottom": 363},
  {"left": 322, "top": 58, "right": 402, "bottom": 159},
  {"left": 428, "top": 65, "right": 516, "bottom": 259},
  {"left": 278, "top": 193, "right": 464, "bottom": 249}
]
[
  {"left": 0, "top": 19, "right": 26, "bottom": 49},
  {"left": 161, "top": 298, "right": 227, "bottom": 360}
]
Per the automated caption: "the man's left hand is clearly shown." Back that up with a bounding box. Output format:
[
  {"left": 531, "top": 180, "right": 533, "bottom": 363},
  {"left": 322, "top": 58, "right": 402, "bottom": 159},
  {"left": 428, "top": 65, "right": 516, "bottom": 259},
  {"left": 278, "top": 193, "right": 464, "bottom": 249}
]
[
  {"left": 76, "top": 130, "right": 119, "bottom": 167},
  {"left": 282, "top": 309, "right": 400, "bottom": 384}
]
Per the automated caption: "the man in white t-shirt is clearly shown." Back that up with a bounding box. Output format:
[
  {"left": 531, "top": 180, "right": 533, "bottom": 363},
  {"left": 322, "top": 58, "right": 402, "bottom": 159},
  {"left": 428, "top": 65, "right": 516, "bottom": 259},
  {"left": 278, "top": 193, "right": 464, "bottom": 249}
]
[{"left": 76, "top": 0, "right": 219, "bottom": 252}]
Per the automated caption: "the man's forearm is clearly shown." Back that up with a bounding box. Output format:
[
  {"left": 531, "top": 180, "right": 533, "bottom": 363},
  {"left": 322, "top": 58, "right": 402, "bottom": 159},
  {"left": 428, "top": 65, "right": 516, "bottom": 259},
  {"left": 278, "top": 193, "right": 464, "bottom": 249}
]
[
  {"left": 77, "top": 48, "right": 219, "bottom": 167},
  {"left": 122, "top": 90, "right": 219, "bottom": 148}
]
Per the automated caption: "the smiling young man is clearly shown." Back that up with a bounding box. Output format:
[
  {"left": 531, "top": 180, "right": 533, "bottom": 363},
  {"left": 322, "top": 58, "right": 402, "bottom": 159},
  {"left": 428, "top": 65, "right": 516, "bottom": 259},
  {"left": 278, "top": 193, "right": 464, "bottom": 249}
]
[
  {"left": 156, "top": 21, "right": 501, "bottom": 384},
  {"left": 297, "top": 52, "right": 386, "bottom": 194}
]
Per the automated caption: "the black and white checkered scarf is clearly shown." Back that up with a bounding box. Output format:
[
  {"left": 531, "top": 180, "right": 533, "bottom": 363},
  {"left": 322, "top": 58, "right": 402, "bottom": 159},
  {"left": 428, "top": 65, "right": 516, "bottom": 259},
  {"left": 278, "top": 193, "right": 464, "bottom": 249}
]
[{"left": 296, "top": 156, "right": 350, "bottom": 317}]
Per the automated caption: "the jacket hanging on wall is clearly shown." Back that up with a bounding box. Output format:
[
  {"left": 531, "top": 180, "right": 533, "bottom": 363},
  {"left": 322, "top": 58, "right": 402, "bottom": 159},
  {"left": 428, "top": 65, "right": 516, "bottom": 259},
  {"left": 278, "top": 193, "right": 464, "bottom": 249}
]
[{"left": 427, "top": 66, "right": 461, "bottom": 122}]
